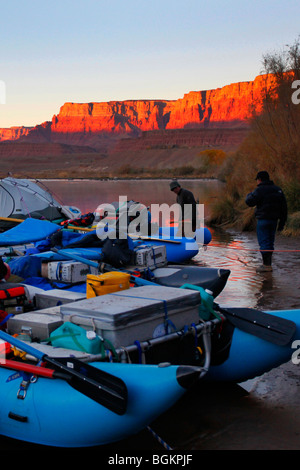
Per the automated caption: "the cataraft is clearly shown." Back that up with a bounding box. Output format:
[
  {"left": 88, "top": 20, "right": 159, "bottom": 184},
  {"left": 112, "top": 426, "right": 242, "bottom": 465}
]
[
  {"left": 0, "top": 262, "right": 299, "bottom": 447},
  {"left": 1, "top": 270, "right": 300, "bottom": 387},
  {"left": 2, "top": 218, "right": 300, "bottom": 398},
  {"left": 0, "top": 329, "right": 200, "bottom": 448},
  {"left": 0, "top": 263, "right": 221, "bottom": 448}
]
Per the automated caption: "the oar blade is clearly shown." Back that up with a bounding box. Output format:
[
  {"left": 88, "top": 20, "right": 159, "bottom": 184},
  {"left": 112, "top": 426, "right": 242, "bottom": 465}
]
[
  {"left": 222, "top": 307, "right": 296, "bottom": 346},
  {"left": 45, "top": 356, "right": 128, "bottom": 415}
]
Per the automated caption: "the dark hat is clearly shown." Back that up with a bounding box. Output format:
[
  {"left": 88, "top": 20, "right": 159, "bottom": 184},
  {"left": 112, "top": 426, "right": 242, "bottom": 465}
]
[
  {"left": 255, "top": 171, "right": 270, "bottom": 181},
  {"left": 170, "top": 180, "right": 181, "bottom": 191}
]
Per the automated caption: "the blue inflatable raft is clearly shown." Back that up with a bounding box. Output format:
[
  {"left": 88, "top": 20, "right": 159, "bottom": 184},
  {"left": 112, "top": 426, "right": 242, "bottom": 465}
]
[
  {"left": 205, "top": 308, "right": 300, "bottom": 383},
  {"left": 109, "top": 300, "right": 300, "bottom": 385},
  {"left": 0, "top": 219, "right": 208, "bottom": 263},
  {"left": 131, "top": 226, "right": 211, "bottom": 263},
  {"left": 33, "top": 239, "right": 198, "bottom": 264},
  {"left": 0, "top": 330, "right": 199, "bottom": 448},
  {"left": 114, "top": 302, "right": 300, "bottom": 385}
]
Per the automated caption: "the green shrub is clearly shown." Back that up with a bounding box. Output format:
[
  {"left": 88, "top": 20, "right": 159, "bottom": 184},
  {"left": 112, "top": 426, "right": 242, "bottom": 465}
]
[
  {"left": 282, "top": 180, "right": 300, "bottom": 213},
  {"left": 284, "top": 211, "right": 300, "bottom": 235}
]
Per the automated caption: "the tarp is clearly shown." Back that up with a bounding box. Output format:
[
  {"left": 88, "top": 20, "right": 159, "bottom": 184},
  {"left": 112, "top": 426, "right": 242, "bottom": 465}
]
[
  {"left": 23, "top": 276, "right": 86, "bottom": 293},
  {"left": 8, "top": 255, "right": 42, "bottom": 278},
  {"left": 0, "top": 218, "right": 59, "bottom": 246}
]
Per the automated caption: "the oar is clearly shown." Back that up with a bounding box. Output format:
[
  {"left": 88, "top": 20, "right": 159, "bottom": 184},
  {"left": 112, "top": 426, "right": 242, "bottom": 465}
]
[
  {"left": 66, "top": 225, "right": 93, "bottom": 232},
  {"left": 0, "top": 358, "right": 70, "bottom": 380},
  {"left": 0, "top": 330, "right": 127, "bottom": 415},
  {"left": 216, "top": 306, "right": 296, "bottom": 346},
  {"left": 0, "top": 217, "right": 23, "bottom": 224},
  {"left": 129, "top": 234, "right": 181, "bottom": 244},
  {"left": 51, "top": 247, "right": 157, "bottom": 286}
]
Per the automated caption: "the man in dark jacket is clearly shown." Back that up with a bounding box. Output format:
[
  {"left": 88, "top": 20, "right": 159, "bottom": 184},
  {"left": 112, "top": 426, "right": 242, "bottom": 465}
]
[
  {"left": 170, "top": 180, "right": 197, "bottom": 237},
  {"left": 245, "top": 171, "right": 287, "bottom": 272}
]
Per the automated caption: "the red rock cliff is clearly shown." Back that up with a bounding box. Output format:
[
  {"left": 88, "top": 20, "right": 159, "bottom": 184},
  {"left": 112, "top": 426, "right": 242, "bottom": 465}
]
[
  {"left": 0, "top": 73, "right": 274, "bottom": 148},
  {"left": 50, "top": 73, "right": 274, "bottom": 144},
  {"left": 0, "top": 126, "right": 32, "bottom": 141}
]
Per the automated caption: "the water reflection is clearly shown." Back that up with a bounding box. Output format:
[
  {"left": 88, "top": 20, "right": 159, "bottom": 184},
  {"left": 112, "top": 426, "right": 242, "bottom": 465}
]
[
  {"left": 193, "top": 228, "right": 263, "bottom": 308},
  {"left": 194, "top": 228, "right": 300, "bottom": 311}
]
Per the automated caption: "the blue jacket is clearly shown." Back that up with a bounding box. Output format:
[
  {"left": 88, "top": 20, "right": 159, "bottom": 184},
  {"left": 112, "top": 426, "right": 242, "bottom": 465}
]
[{"left": 245, "top": 180, "right": 287, "bottom": 229}]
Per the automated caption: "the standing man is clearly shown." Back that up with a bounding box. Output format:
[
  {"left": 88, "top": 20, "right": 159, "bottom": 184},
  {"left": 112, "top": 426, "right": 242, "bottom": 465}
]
[
  {"left": 170, "top": 180, "right": 197, "bottom": 237},
  {"left": 245, "top": 171, "right": 287, "bottom": 272}
]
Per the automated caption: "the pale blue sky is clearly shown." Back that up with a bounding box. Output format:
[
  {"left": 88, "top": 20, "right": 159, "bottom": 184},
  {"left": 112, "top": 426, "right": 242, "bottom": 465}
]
[{"left": 0, "top": 0, "right": 299, "bottom": 127}]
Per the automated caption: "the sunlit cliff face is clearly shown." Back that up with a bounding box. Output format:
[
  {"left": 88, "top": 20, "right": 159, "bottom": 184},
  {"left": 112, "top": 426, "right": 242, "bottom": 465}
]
[
  {"left": 51, "top": 74, "right": 270, "bottom": 135},
  {"left": 0, "top": 73, "right": 277, "bottom": 142}
]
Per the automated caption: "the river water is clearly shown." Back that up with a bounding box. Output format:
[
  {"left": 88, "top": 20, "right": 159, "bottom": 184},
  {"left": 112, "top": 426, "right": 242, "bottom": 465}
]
[
  {"left": 1, "top": 179, "right": 300, "bottom": 451},
  {"left": 41, "top": 178, "right": 222, "bottom": 214}
]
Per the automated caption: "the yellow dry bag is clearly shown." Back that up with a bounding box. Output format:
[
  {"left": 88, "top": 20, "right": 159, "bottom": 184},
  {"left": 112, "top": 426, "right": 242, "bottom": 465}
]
[{"left": 86, "top": 271, "right": 131, "bottom": 298}]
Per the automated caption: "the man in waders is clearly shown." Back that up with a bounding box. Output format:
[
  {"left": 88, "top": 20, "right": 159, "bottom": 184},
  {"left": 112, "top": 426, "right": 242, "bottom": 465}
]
[
  {"left": 170, "top": 180, "right": 197, "bottom": 238},
  {"left": 245, "top": 171, "right": 287, "bottom": 272}
]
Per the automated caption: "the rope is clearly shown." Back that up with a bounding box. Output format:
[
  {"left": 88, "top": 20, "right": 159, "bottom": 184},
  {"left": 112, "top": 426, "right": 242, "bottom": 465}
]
[
  {"left": 0, "top": 313, "right": 13, "bottom": 327},
  {"left": 205, "top": 244, "right": 300, "bottom": 253},
  {"left": 33, "top": 178, "right": 65, "bottom": 206},
  {"left": 146, "top": 426, "right": 173, "bottom": 450},
  {"left": 11, "top": 180, "right": 32, "bottom": 218},
  {"left": 134, "top": 340, "right": 143, "bottom": 363}
]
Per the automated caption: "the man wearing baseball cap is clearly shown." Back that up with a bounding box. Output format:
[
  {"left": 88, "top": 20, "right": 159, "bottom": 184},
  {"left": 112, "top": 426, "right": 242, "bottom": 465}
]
[
  {"left": 245, "top": 171, "right": 287, "bottom": 272},
  {"left": 170, "top": 180, "right": 197, "bottom": 237}
]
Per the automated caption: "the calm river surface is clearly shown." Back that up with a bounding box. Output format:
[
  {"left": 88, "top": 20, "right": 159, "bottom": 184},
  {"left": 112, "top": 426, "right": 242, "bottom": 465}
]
[
  {"left": 41, "top": 177, "right": 222, "bottom": 216},
  {"left": 1, "top": 179, "right": 300, "bottom": 452}
]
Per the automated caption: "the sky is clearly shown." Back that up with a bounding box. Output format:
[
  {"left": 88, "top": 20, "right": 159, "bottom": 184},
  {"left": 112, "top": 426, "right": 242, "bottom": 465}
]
[{"left": 0, "top": 0, "right": 300, "bottom": 128}]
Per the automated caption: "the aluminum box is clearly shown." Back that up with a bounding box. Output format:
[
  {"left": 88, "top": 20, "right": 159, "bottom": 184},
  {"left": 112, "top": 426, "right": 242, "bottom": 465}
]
[
  {"left": 35, "top": 289, "right": 86, "bottom": 309},
  {"left": 42, "top": 261, "right": 98, "bottom": 283},
  {"left": 60, "top": 285, "right": 201, "bottom": 348},
  {"left": 7, "top": 306, "right": 63, "bottom": 340},
  {"left": 133, "top": 244, "right": 167, "bottom": 269}
]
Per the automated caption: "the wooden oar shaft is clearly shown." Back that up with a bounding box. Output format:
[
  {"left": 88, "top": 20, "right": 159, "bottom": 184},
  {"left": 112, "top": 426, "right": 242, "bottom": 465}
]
[
  {"left": 0, "top": 217, "right": 24, "bottom": 223},
  {"left": 67, "top": 225, "right": 94, "bottom": 232}
]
